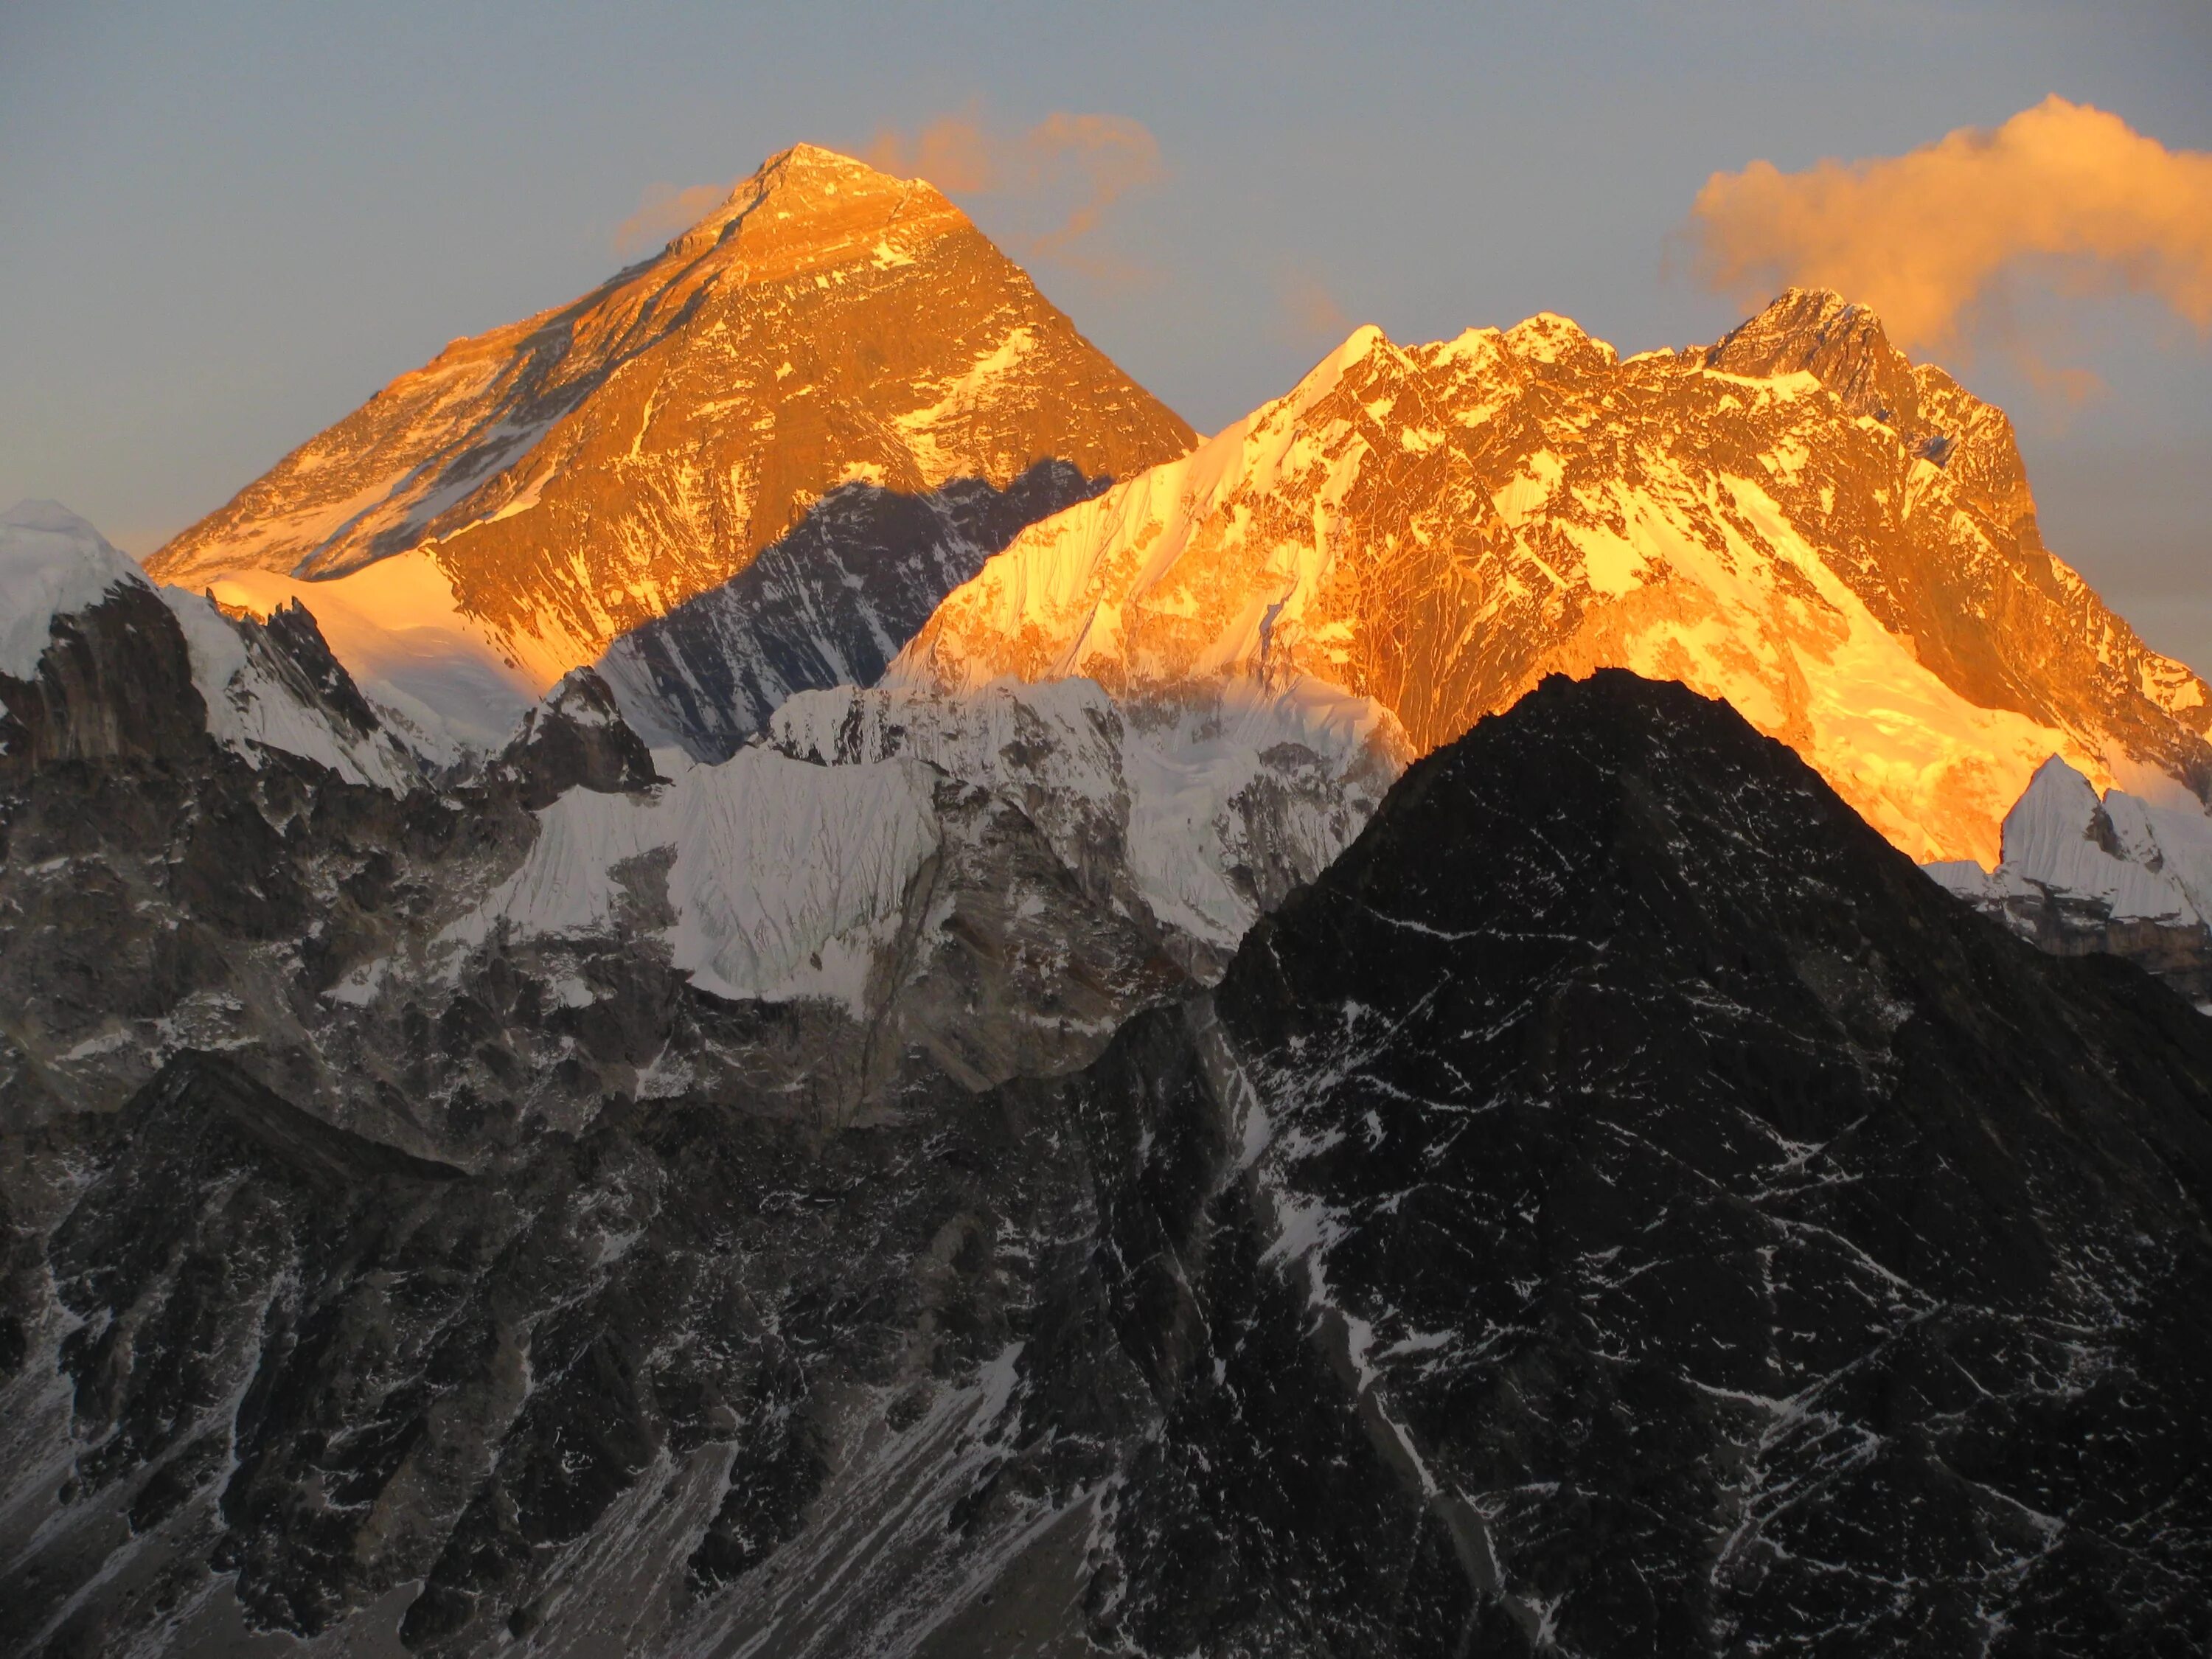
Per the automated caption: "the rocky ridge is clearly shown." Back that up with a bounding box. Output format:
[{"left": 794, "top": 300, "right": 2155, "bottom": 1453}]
[
  {"left": 6, "top": 672, "right": 2208, "bottom": 1656},
  {"left": 895, "top": 288, "right": 2212, "bottom": 866}
]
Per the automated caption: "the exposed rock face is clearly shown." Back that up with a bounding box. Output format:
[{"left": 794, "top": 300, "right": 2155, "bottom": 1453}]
[
  {"left": 0, "top": 540, "right": 1188, "bottom": 1158},
  {"left": 497, "top": 667, "right": 664, "bottom": 810},
  {"left": 1033, "top": 671, "right": 2212, "bottom": 1652},
  {"left": 898, "top": 289, "right": 2212, "bottom": 865},
  {"left": 8, "top": 671, "right": 2209, "bottom": 1656},
  {"left": 0, "top": 580, "right": 209, "bottom": 778},
  {"left": 144, "top": 145, "right": 1195, "bottom": 734}
]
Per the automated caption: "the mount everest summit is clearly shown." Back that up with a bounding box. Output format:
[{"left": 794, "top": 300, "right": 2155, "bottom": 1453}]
[{"left": 4, "top": 143, "right": 2211, "bottom": 1656}]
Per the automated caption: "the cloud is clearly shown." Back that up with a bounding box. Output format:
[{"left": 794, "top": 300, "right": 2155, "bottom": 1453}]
[
  {"left": 1686, "top": 97, "right": 2212, "bottom": 354},
  {"left": 1275, "top": 272, "right": 1350, "bottom": 343},
  {"left": 863, "top": 104, "right": 1164, "bottom": 282},
  {"left": 860, "top": 102, "right": 996, "bottom": 193},
  {"left": 613, "top": 180, "right": 732, "bottom": 257}
]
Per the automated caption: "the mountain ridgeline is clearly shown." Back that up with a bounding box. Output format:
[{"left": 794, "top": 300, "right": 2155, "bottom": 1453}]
[{"left": 3, "top": 138, "right": 2211, "bottom": 1657}]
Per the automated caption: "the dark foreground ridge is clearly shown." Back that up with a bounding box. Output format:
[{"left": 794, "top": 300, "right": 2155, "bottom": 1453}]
[
  {"left": 5, "top": 669, "right": 2210, "bottom": 1655},
  {"left": 1057, "top": 669, "right": 2212, "bottom": 1653}
]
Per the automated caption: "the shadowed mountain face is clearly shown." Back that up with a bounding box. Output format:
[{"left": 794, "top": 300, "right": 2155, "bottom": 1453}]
[
  {"left": 144, "top": 143, "right": 1194, "bottom": 695},
  {"left": 599, "top": 458, "right": 1115, "bottom": 760},
  {"left": 7, "top": 672, "right": 2208, "bottom": 1656},
  {"left": 1046, "top": 669, "right": 2212, "bottom": 1653}
]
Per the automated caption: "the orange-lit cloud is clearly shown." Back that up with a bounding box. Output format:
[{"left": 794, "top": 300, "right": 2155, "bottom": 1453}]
[
  {"left": 863, "top": 104, "right": 1164, "bottom": 282},
  {"left": 1276, "top": 272, "right": 1350, "bottom": 342},
  {"left": 1688, "top": 97, "right": 2212, "bottom": 353},
  {"left": 613, "top": 180, "right": 731, "bottom": 257}
]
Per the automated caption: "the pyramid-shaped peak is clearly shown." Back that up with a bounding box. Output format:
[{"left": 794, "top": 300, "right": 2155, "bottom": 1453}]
[
  {"left": 1712, "top": 288, "right": 1899, "bottom": 367},
  {"left": 645, "top": 140, "right": 968, "bottom": 271}
]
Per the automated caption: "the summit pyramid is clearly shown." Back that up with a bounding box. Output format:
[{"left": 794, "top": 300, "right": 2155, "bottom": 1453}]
[{"left": 146, "top": 145, "right": 1195, "bottom": 748}]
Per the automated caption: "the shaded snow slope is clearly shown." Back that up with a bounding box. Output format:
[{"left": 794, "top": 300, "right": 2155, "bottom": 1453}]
[
  {"left": 599, "top": 461, "right": 1116, "bottom": 762},
  {"left": 439, "top": 747, "right": 939, "bottom": 1012},
  {"left": 897, "top": 291, "right": 2212, "bottom": 866}
]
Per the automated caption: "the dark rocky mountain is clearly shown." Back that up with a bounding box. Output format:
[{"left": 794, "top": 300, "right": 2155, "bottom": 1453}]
[{"left": 8, "top": 669, "right": 2208, "bottom": 1655}]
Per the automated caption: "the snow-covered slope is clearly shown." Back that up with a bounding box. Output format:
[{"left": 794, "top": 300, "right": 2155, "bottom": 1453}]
[
  {"left": 146, "top": 145, "right": 1193, "bottom": 754},
  {"left": 0, "top": 499, "right": 147, "bottom": 678},
  {"left": 437, "top": 746, "right": 940, "bottom": 1012},
  {"left": 897, "top": 291, "right": 2212, "bottom": 866}
]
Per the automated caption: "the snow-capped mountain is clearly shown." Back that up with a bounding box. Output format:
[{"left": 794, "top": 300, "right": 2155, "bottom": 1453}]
[
  {"left": 1, "top": 499, "right": 421, "bottom": 792},
  {"left": 145, "top": 144, "right": 1194, "bottom": 757},
  {"left": 11, "top": 122, "right": 2212, "bottom": 1656},
  {"left": 897, "top": 288, "right": 2212, "bottom": 865},
  {"left": 0, "top": 501, "right": 1190, "bottom": 1144}
]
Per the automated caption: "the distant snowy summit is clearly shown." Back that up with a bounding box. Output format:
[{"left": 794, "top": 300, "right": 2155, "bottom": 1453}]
[{"left": 1930, "top": 754, "right": 2212, "bottom": 1004}]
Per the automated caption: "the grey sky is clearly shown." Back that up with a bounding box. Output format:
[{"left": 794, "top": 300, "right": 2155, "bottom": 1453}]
[{"left": 4, "top": 1, "right": 2208, "bottom": 661}]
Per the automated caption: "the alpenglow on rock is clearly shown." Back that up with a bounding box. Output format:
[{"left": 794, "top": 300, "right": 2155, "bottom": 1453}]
[
  {"left": 895, "top": 288, "right": 2212, "bottom": 866},
  {"left": 145, "top": 143, "right": 1194, "bottom": 754}
]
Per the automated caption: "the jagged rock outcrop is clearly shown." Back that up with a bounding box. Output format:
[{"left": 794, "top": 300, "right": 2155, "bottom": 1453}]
[
  {"left": 897, "top": 289, "right": 2212, "bottom": 865},
  {"left": 144, "top": 145, "right": 1195, "bottom": 756},
  {"left": 8, "top": 672, "right": 2209, "bottom": 1656},
  {"left": 498, "top": 667, "right": 664, "bottom": 810}
]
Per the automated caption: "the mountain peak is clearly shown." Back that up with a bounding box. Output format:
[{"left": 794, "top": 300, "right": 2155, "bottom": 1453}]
[
  {"left": 1707, "top": 287, "right": 1917, "bottom": 425},
  {"left": 647, "top": 140, "right": 955, "bottom": 271},
  {"left": 1503, "top": 310, "right": 1616, "bottom": 369},
  {"left": 142, "top": 142, "right": 1195, "bottom": 737}
]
